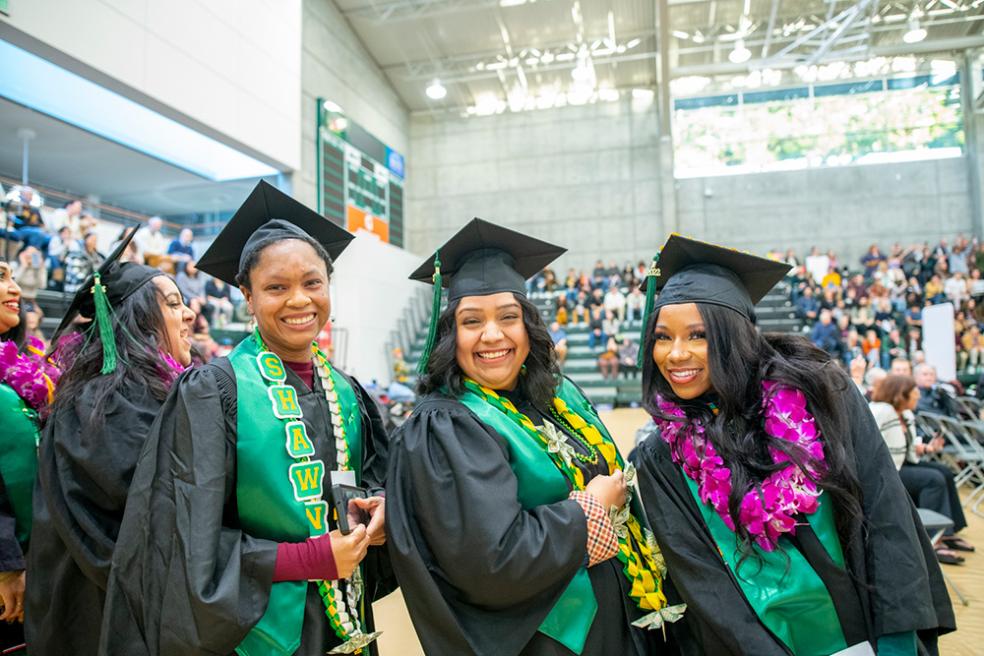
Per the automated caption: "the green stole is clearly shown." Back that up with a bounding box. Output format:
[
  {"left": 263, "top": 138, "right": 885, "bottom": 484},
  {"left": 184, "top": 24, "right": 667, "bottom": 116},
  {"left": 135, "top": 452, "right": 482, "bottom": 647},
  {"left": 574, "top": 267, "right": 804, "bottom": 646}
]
[
  {"left": 0, "top": 382, "right": 40, "bottom": 544},
  {"left": 229, "top": 336, "right": 363, "bottom": 656},
  {"left": 684, "top": 476, "right": 848, "bottom": 656},
  {"left": 457, "top": 377, "right": 626, "bottom": 655}
]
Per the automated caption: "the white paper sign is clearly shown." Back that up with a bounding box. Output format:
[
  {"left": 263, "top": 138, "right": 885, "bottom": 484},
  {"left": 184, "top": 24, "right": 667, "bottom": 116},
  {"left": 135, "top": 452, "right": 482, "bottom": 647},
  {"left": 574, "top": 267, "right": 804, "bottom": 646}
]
[{"left": 922, "top": 302, "right": 957, "bottom": 382}]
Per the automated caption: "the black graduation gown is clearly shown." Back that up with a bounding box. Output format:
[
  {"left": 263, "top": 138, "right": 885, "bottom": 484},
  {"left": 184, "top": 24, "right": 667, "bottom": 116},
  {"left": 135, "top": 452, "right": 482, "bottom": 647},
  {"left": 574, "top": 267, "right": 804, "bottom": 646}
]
[
  {"left": 631, "top": 382, "right": 956, "bottom": 656},
  {"left": 25, "top": 383, "right": 163, "bottom": 656},
  {"left": 98, "top": 358, "right": 394, "bottom": 656},
  {"left": 386, "top": 387, "right": 678, "bottom": 656},
  {"left": 0, "top": 469, "right": 26, "bottom": 651}
]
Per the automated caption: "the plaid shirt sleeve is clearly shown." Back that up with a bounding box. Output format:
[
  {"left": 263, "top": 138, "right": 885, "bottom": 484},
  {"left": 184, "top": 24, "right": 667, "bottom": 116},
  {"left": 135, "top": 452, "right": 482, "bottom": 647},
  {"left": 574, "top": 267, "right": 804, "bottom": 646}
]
[{"left": 569, "top": 491, "right": 619, "bottom": 567}]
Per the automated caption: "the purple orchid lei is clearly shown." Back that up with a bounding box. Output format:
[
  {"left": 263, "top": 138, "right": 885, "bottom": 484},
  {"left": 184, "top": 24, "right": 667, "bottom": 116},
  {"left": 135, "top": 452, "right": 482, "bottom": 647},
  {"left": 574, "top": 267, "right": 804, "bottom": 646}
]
[
  {"left": 158, "top": 350, "right": 187, "bottom": 385},
  {"left": 0, "top": 336, "right": 61, "bottom": 413},
  {"left": 652, "top": 381, "right": 826, "bottom": 552}
]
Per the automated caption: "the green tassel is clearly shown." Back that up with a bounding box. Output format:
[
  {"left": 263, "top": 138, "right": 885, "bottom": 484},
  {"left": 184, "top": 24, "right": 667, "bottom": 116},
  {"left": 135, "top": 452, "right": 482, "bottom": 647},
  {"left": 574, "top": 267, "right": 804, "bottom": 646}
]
[
  {"left": 416, "top": 250, "right": 442, "bottom": 375},
  {"left": 91, "top": 273, "right": 119, "bottom": 375},
  {"left": 637, "top": 253, "right": 660, "bottom": 369}
]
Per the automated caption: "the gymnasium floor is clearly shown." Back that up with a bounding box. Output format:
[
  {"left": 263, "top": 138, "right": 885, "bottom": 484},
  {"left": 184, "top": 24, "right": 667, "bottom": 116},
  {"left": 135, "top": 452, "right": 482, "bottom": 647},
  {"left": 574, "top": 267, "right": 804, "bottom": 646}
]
[{"left": 372, "top": 408, "right": 983, "bottom": 655}]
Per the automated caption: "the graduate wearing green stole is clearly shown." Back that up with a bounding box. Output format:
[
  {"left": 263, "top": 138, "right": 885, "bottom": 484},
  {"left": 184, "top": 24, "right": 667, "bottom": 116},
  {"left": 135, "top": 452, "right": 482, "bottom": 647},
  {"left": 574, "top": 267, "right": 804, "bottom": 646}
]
[
  {"left": 101, "top": 182, "right": 395, "bottom": 656},
  {"left": 631, "top": 235, "right": 954, "bottom": 656},
  {"left": 387, "top": 219, "right": 681, "bottom": 656}
]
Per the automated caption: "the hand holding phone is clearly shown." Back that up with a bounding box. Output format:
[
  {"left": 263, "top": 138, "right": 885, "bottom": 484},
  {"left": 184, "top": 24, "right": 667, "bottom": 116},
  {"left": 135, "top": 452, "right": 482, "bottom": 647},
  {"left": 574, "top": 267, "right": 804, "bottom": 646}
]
[{"left": 332, "top": 484, "right": 369, "bottom": 535}]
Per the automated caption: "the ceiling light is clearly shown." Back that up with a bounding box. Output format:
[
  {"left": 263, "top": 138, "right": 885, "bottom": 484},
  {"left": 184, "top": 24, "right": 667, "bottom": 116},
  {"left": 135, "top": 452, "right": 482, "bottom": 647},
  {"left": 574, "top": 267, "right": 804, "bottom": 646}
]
[
  {"left": 425, "top": 79, "right": 447, "bottom": 100},
  {"left": 631, "top": 88, "right": 655, "bottom": 100},
  {"left": 728, "top": 39, "right": 752, "bottom": 64},
  {"left": 598, "top": 87, "right": 620, "bottom": 102},
  {"left": 903, "top": 18, "right": 927, "bottom": 43},
  {"left": 499, "top": 0, "right": 526, "bottom": 6}
]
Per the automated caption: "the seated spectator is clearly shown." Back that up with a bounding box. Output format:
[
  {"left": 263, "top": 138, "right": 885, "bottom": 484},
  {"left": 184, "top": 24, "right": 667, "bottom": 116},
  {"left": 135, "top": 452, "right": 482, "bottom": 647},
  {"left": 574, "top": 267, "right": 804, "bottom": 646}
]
[
  {"left": 959, "top": 324, "right": 984, "bottom": 373},
  {"left": 4, "top": 186, "right": 50, "bottom": 252},
  {"left": 906, "top": 327, "right": 922, "bottom": 361},
  {"left": 603, "top": 286, "right": 625, "bottom": 321},
  {"left": 914, "top": 363, "right": 957, "bottom": 417},
  {"left": 63, "top": 232, "right": 104, "bottom": 294},
  {"left": 14, "top": 246, "right": 47, "bottom": 310},
  {"left": 969, "top": 267, "right": 984, "bottom": 301},
  {"left": 601, "top": 309, "right": 620, "bottom": 345},
  {"left": 944, "top": 272, "right": 968, "bottom": 306},
  {"left": 23, "top": 308, "right": 46, "bottom": 348},
  {"left": 205, "top": 276, "right": 235, "bottom": 328},
  {"left": 860, "top": 328, "right": 882, "bottom": 368},
  {"left": 871, "top": 375, "right": 974, "bottom": 563},
  {"left": 548, "top": 321, "right": 568, "bottom": 366},
  {"left": 884, "top": 328, "right": 906, "bottom": 366},
  {"left": 587, "top": 287, "right": 604, "bottom": 311},
  {"left": 176, "top": 260, "right": 208, "bottom": 318},
  {"left": 167, "top": 227, "right": 195, "bottom": 264},
  {"left": 618, "top": 337, "right": 639, "bottom": 378},
  {"left": 554, "top": 296, "right": 569, "bottom": 326},
  {"left": 804, "top": 246, "right": 829, "bottom": 284},
  {"left": 949, "top": 243, "right": 970, "bottom": 275},
  {"left": 587, "top": 306, "right": 605, "bottom": 350},
  {"left": 112, "top": 226, "right": 141, "bottom": 263},
  {"left": 571, "top": 291, "right": 589, "bottom": 325},
  {"left": 597, "top": 336, "right": 619, "bottom": 380},
  {"left": 820, "top": 264, "right": 841, "bottom": 290},
  {"left": 136, "top": 216, "right": 172, "bottom": 270},
  {"left": 191, "top": 313, "right": 220, "bottom": 363},
  {"left": 50, "top": 199, "right": 83, "bottom": 240},
  {"left": 863, "top": 366, "right": 887, "bottom": 399},
  {"left": 861, "top": 243, "right": 886, "bottom": 280},
  {"left": 625, "top": 285, "right": 644, "bottom": 323},
  {"left": 890, "top": 357, "right": 913, "bottom": 377},
  {"left": 810, "top": 309, "right": 842, "bottom": 359},
  {"left": 842, "top": 329, "right": 863, "bottom": 367},
  {"left": 46, "top": 226, "right": 71, "bottom": 291},
  {"left": 924, "top": 274, "right": 945, "bottom": 304},
  {"left": 794, "top": 286, "right": 819, "bottom": 321}
]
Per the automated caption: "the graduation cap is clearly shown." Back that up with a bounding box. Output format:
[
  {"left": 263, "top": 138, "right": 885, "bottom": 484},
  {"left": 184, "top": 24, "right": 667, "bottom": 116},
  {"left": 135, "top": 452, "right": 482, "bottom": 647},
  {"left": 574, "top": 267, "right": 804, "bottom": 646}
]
[
  {"left": 197, "top": 180, "right": 355, "bottom": 285},
  {"left": 636, "top": 234, "right": 791, "bottom": 364},
  {"left": 410, "top": 217, "right": 566, "bottom": 373},
  {"left": 52, "top": 226, "right": 164, "bottom": 373}
]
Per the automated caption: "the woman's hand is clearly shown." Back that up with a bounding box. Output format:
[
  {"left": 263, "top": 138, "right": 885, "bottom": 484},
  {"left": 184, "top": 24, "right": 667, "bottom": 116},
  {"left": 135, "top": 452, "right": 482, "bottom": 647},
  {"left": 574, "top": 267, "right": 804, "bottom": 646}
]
[
  {"left": 584, "top": 470, "right": 627, "bottom": 509},
  {"left": 330, "top": 526, "right": 370, "bottom": 579},
  {"left": 350, "top": 496, "right": 386, "bottom": 546},
  {"left": 0, "top": 570, "right": 25, "bottom": 623}
]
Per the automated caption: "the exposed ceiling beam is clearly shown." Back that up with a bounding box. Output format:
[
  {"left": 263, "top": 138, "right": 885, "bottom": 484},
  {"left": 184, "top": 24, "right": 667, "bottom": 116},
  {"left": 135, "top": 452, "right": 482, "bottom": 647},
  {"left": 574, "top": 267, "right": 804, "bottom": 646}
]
[
  {"left": 671, "top": 33, "right": 984, "bottom": 76},
  {"left": 343, "top": 0, "right": 556, "bottom": 23}
]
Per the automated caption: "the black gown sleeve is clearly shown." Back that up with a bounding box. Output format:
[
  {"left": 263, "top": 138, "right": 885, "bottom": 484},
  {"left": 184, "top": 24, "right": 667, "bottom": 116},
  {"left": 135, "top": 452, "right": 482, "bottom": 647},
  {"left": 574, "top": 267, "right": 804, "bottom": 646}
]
[
  {"left": 840, "top": 384, "right": 956, "bottom": 640},
  {"left": 99, "top": 365, "right": 278, "bottom": 656},
  {"left": 386, "top": 397, "right": 589, "bottom": 656},
  {"left": 0, "top": 471, "right": 24, "bottom": 572}
]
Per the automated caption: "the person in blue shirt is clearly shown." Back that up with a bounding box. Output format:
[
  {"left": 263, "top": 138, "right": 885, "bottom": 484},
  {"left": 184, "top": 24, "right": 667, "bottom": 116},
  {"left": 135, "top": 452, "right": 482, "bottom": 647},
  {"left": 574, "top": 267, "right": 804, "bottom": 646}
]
[
  {"left": 810, "top": 309, "right": 843, "bottom": 359},
  {"left": 166, "top": 228, "right": 195, "bottom": 264}
]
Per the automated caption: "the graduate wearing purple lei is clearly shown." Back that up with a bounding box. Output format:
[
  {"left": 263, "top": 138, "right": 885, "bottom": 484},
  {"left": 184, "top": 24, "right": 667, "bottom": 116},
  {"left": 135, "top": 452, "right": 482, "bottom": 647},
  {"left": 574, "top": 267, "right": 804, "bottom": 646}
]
[
  {"left": 25, "top": 227, "right": 195, "bottom": 656},
  {"left": 630, "top": 235, "right": 954, "bottom": 656},
  {"left": 0, "top": 257, "right": 60, "bottom": 652}
]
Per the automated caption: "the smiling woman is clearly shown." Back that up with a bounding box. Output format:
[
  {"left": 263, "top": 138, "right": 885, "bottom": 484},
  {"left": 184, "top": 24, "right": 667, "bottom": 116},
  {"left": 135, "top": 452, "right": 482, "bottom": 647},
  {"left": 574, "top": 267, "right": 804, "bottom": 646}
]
[
  {"left": 25, "top": 227, "right": 194, "bottom": 655},
  {"left": 101, "top": 181, "right": 394, "bottom": 656},
  {"left": 387, "top": 219, "right": 681, "bottom": 656},
  {"left": 632, "top": 234, "right": 955, "bottom": 656}
]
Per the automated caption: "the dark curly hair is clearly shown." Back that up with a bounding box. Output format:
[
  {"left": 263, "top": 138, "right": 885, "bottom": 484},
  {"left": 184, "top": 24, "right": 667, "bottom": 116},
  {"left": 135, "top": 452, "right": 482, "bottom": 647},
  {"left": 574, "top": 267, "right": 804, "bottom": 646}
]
[
  {"left": 417, "top": 293, "right": 561, "bottom": 407},
  {"left": 642, "top": 302, "right": 864, "bottom": 566}
]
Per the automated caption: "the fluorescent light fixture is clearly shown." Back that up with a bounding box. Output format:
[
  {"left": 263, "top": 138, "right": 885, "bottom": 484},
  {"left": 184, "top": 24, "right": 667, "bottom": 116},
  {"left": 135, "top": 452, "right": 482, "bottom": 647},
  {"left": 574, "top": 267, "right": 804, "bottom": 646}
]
[
  {"left": 0, "top": 39, "right": 279, "bottom": 181},
  {"left": 631, "top": 88, "right": 655, "bottom": 100},
  {"left": 728, "top": 39, "right": 752, "bottom": 64},
  {"left": 499, "top": 0, "right": 526, "bottom": 6},
  {"left": 425, "top": 79, "right": 448, "bottom": 100},
  {"left": 903, "top": 19, "right": 927, "bottom": 43}
]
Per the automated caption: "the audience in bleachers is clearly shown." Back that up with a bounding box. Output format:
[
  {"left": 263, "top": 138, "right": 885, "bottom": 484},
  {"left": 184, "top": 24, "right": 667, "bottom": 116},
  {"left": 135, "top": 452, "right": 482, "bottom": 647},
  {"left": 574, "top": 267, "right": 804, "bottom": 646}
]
[{"left": 1, "top": 189, "right": 243, "bottom": 363}]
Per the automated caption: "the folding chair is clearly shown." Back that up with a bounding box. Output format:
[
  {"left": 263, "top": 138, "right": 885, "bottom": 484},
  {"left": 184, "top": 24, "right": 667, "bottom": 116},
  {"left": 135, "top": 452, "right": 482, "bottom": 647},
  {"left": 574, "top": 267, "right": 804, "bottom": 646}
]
[
  {"left": 917, "top": 508, "right": 969, "bottom": 606},
  {"left": 951, "top": 396, "right": 983, "bottom": 422},
  {"left": 954, "top": 419, "right": 984, "bottom": 517}
]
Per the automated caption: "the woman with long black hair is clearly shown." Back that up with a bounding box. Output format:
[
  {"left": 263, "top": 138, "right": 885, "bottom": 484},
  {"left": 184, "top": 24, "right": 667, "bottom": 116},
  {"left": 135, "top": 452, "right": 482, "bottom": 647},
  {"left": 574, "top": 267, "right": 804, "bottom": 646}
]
[
  {"left": 631, "top": 235, "right": 954, "bottom": 656},
  {"left": 387, "top": 219, "right": 684, "bottom": 656},
  {"left": 25, "top": 227, "right": 195, "bottom": 655},
  {"left": 0, "top": 255, "right": 58, "bottom": 652}
]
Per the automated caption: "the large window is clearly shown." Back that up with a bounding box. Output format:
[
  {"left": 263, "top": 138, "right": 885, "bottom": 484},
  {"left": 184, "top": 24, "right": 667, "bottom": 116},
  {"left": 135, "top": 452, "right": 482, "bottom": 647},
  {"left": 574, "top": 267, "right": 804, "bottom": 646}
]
[{"left": 673, "top": 69, "right": 964, "bottom": 178}]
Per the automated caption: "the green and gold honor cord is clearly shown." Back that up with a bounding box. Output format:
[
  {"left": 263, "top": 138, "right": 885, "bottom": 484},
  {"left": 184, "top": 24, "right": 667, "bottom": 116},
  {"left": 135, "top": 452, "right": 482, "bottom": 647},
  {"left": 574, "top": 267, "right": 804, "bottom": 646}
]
[
  {"left": 253, "top": 332, "right": 380, "bottom": 654},
  {"left": 461, "top": 379, "right": 676, "bottom": 625}
]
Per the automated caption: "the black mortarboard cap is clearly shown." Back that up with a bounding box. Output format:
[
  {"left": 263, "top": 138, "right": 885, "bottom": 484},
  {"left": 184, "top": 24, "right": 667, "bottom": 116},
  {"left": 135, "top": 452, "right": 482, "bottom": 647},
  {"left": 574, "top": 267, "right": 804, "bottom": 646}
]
[
  {"left": 51, "top": 226, "right": 164, "bottom": 371},
  {"left": 645, "top": 234, "right": 791, "bottom": 320},
  {"left": 409, "top": 217, "right": 566, "bottom": 302},
  {"left": 197, "top": 180, "right": 355, "bottom": 285},
  {"left": 409, "top": 217, "right": 566, "bottom": 373}
]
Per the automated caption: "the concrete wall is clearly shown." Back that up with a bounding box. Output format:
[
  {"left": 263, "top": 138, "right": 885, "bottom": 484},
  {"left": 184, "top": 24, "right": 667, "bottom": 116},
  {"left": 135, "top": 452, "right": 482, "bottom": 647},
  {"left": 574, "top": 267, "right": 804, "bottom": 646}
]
[
  {"left": 406, "top": 98, "right": 667, "bottom": 271},
  {"left": 331, "top": 233, "right": 420, "bottom": 383},
  {"left": 407, "top": 96, "right": 973, "bottom": 269},
  {"left": 295, "top": 0, "right": 410, "bottom": 209},
  {"left": 1, "top": 0, "right": 302, "bottom": 171},
  {"left": 678, "top": 157, "right": 973, "bottom": 266}
]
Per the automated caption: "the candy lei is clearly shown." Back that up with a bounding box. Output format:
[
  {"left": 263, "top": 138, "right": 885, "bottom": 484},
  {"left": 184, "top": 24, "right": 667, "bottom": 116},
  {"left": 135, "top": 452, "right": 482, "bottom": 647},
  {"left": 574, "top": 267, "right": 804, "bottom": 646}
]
[
  {"left": 0, "top": 336, "right": 59, "bottom": 414},
  {"left": 461, "top": 378, "right": 674, "bottom": 625},
  {"left": 253, "top": 334, "right": 379, "bottom": 655},
  {"left": 652, "top": 381, "right": 826, "bottom": 552}
]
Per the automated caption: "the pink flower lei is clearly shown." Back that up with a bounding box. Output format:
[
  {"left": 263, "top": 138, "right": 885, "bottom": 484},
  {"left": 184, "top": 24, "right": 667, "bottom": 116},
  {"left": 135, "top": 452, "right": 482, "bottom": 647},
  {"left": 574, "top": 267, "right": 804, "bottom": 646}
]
[
  {"left": 652, "top": 381, "right": 826, "bottom": 552},
  {"left": 0, "top": 336, "right": 61, "bottom": 413}
]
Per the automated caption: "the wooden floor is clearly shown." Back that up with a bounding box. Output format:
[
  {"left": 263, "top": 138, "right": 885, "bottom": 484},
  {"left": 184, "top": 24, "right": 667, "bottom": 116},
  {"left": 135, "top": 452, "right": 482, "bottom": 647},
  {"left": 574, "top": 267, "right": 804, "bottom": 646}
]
[{"left": 373, "top": 408, "right": 984, "bottom": 655}]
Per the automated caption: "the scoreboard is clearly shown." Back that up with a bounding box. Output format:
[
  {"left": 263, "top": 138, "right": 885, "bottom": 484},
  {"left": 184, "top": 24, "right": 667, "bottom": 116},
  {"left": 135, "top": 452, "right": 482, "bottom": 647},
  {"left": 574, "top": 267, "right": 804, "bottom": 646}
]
[{"left": 316, "top": 99, "right": 405, "bottom": 247}]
